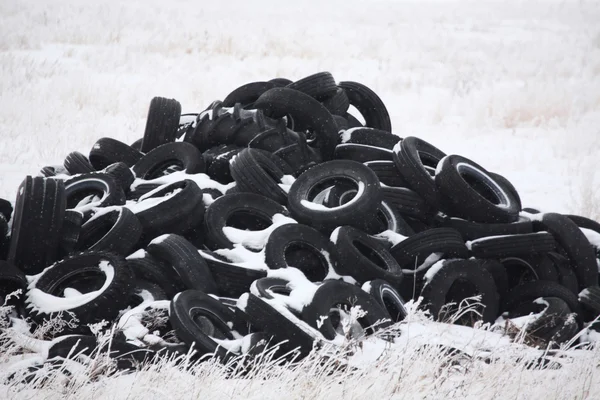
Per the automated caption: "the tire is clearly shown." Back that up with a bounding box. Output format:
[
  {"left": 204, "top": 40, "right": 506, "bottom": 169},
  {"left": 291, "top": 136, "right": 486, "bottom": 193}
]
[
  {"left": 322, "top": 88, "right": 350, "bottom": 115},
  {"left": 435, "top": 155, "right": 521, "bottom": 223},
  {"left": 89, "top": 138, "right": 143, "bottom": 169},
  {"left": 58, "top": 210, "right": 84, "bottom": 258},
  {"left": 103, "top": 162, "right": 135, "bottom": 193},
  {"left": 439, "top": 216, "right": 533, "bottom": 241},
  {"left": 338, "top": 81, "right": 392, "bottom": 132},
  {"left": 578, "top": 286, "right": 600, "bottom": 317},
  {"left": 64, "top": 173, "right": 126, "bottom": 214},
  {"left": 239, "top": 293, "right": 316, "bottom": 357},
  {"left": 468, "top": 232, "right": 556, "bottom": 259},
  {"left": 536, "top": 213, "right": 598, "bottom": 291},
  {"left": 420, "top": 259, "right": 499, "bottom": 324},
  {"left": 126, "top": 251, "right": 183, "bottom": 299},
  {"left": 203, "top": 145, "right": 243, "bottom": 184},
  {"left": 264, "top": 223, "right": 339, "bottom": 282},
  {"left": 380, "top": 186, "right": 434, "bottom": 219},
  {"left": 499, "top": 254, "right": 559, "bottom": 289},
  {"left": 130, "top": 138, "right": 143, "bottom": 151},
  {"left": 389, "top": 228, "right": 467, "bottom": 269},
  {"left": 509, "top": 297, "right": 575, "bottom": 344},
  {"left": 272, "top": 135, "right": 322, "bottom": 176},
  {"left": 147, "top": 234, "right": 217, "bottom": 295},
  {"left": 489, "top": 172, "right": 522, "bottom": 212},
  {"left": 364, "top": 160, "right": 409, "bottom": 187},
  {"left": 63, "top": 152, "right": 95, "bottom": 175},
  {"left": 339, "top": 127, "right": 401, "bottom": 149},
  {"left": 287, "top": 160, "right": 382, "bottom": 233},
  {"left": 170, "top": 290, "right": 236, "bottom": 361},
  {"left": 254, "top": 88, "right": 339, "bottom": 160},
  {"left": 334, "top": 226, "right": 404, "bottom": 287},
  {"left": 392, "top": 136, "right": 445, "bottom": 208},
  {"left": 198, "top": 249, "right": 267, "bottom": 298},
  {"left": 0, "top": 198, "right": 13, "bottom": 222},
  {"left": 203, "top": 192, "right": 289, "bottom": 250},
  {"left": 269, "top": 77, "right": 293, "bottom": 86},
  {"left": 77, "top": 207, "right": 142, "bottom": 256},
  {"left": 230, "top": 148, "right": 290, "bottom": 205},
  {"left": 8, "top": 177, "right": 66, "bottom": 275},
  {"left": 222, "top": 81, "right": 278, "bottom": 107},
  {"left": 286, "top": 72, "right": 337, "bottom": 100},
  {"left": 40, "top": 165, "right": 69, "bottom": 178},
  {"left": 502, "top": 280, "right": 581, "bottom": 315},
  {"left": 141, "top": 97, "right": 182, "bottom": 153},
  {"left": 547, "top": 252, "right": 579, "bottom": 295},
  {"left": 362, "top": 200, "right": 415, "bottom": 238},
  {"left": 333, "top": 143, "right": 394, "bottom": 162},
  {"left": 25, "top": 252, "right": 134, "bottom": 332},
  {"left": 132, "top": 142, "right": 205, "bottom": 180},
  {"left": 301, "top": 280, "right": 391, "bottom": 340},
  {"left": 0, "top": 260, "right": 27, "bottom": 315},
  {"left": 567, "top": 214, "right": 600, "bottom": 234},
  {"left": 363, "top": 279, "right": 408, "bottom": 323},
  {"left": 131, "top": 180, "right": 205, "bottom": 242},
  {"left": 481, "top": 259, "right": 509, "bottom": 302}
]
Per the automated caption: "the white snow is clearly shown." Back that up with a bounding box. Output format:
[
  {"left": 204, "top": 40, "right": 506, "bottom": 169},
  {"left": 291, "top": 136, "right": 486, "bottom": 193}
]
[
  {"left": 208, "top": 246, "right": 268, "bottom": 271},
  {"left": 402, "top": 252, "right": 443, "bottom": 275},
  {"left": 130, "top": 171, "right": 235, "bottom": 194},
  {"left": 149, "top": 234, "right": 170, "bottom": 246},
  {"left": 580, "top": 227, "right": 600, "bottom": 248},
  {"left": 222, "top": 213, "right": 297, "bottom": 250},
  {"left": 329, "top": 227, "right": 341, "bottom": 244},
  {"left": 26, "top": 261, "right": 114, "bottom": 314},
  {"left": 301, "top": 181, "right": 365, "bottom": 211},
  {"left": 126, "top": 249, "right": 147, "bottom": 260},
  {"left": 423, "top": 259, "right": 447, "bottom": 284},
  {"left": 374, "top": 229, "right": 407, "bottom": 246}
]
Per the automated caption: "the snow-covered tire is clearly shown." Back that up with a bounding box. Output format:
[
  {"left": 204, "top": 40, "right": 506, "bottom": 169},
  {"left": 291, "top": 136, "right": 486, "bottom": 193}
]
[
  {"left": 578, "top": 286, "right": 600, "bottom": 318},
  {"left": 89, "top": 138, "right": 143, "bottom": 169},
  {"left": 363, "top": 279, "right": 408, "bottom": 323},
  {"left": 264, "top": 223, "right": 339, "bottom": 282},
  {"left": 468, "top": 232, "right": 556, "bottom": 259},
  {"left": 389, "top": 228, "right": 467, "bottom": 269},
  {"left": 334, "top": 226, "right": 404, "bottom": 287},
  {"left": 502, "top": 280, "right": 581, "bottom": 315},
  {"left": 132, "top": 142, "right": 205, "bottom": 180},
  {"left": 126, "top": 251, "right": 183, "bottom": 299},
  {"left": 333, "top": 143, "right": 394, "bottom": 163},
  {"left": 140, "top": 97, "right": 182, "bottom": 153},
  {"left": 103, "top": 162, "right": 135, "bottom": 193},
  {"left": 147, "top": 234, "right": 217, "bottom": 295},
  {"left": 8, "top": 176, "right": 66, "bottom": 275},
  {"left": 25, "top": 252, "right": 134, "bottom": 333},
  {"left": 420, "top": 259, "right": 499, "bottom": 324},
  {"left": 339, "top": 127, "right": 400, "bottom": 149},
  {"left": 287, "top": 160, "right": 382, "bottom": 233},
  {"left": 77, "top": 207, "right": 142, "bottom": 256},
  {"left": 301, "top": 280, "right": 391, "bottom": 340},
  {"left": 435, "top": 155, "right": 521, "bottom": 223},
  {"left": 64, "top": 173, "right": 126, "bottom": 214}
]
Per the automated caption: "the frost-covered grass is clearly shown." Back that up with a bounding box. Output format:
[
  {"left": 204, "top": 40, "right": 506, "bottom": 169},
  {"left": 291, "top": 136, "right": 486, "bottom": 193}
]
[{"left": 1, "top": 0, "right": 600, "bottom": 397}]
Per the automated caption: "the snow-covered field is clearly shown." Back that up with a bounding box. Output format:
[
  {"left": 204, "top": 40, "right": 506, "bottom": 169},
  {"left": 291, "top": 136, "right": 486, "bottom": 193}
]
[{"left": 1, "top": 0, "right": 600, "bottom": 398}]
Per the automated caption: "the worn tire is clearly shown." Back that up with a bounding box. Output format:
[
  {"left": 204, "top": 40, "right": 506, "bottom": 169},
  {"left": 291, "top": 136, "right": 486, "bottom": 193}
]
[{"left": 141, "top": 97, "right": 182, "bottom": 153}]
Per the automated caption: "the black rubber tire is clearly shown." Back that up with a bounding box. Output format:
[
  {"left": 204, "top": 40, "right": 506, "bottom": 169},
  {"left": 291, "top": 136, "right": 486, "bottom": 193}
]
[
  {"left": 77, "top": 207, "right": 142, "bottom": 256},
  {"left": 339, "top": 127, "right": 401, "bottom": 149},
  {"left": 322, "top": 88, "right": 350, "bottom": 115},
  {"left": 264, "top": 223, "right": 339, "bottom": 282},
  {"left": 204, "top": 145, "right": 243, "bottom": 184},
  {"left": 547, "top": 252, "right": 579, "bottom": 295},
  {"left": 333, "top": 143, "right": 394, "bottom": 162},
  {"left": 132, "top": 142, "right": 205, "bottom": 180},
  {"left": 126, "top": 251, "right": 183, "bottom": 299},
  {"left": 230, "top": 148, "right": 290, "bottom": 205},
  {"left": 334, "top": 226, "right": 404, "bottom": 287},
  {"left": 198, "top": 249, "right": 267, "bottom": 298},
  {"left": 481, "top": 259, "right": 509, "bottom": 301},
  {"left": 380, "top": 185, "right": 434, "bottom": 219},
  {"left": 287, "top": 160, "right": 382, "bottom": 233},
  {"left": 25, "top": 251, "right": 134, "bottom": 331},
  {"left": 170, "top": 289, "right": 236, "bottom": 361},
  {"left": 338, "top": 81, "right": 392, "bottom": 132},
  {"left": 536, "top": 213, "right": 598, "bottom": 291},
  {"left": 489, "top": 172, "right": 522, "bottom": 212},
  {"left": 203, "top": 192, "right": 288, "bottom": 250},
  {"left": 364, "top": 279, "right": 408, "bottom": 323},
  {"left": 57, "top": 210, "right": 83, "bottom": 258},
  {"left": 64, "top": 173, "right": 126, "bottom": 213},
  {"left": 502, "top": 280, "right": 581, "bottom": 315},
  {"left": 435, "top": 155, "right": 521, "bottom": 223},
  {"left": 509, "top": 297, "right": 575, "bottom": 344},
  {"left": 420, "top": 259, "right": 499, "bottom": 323},
  {"left": 0, "top": 214, "right": 8, "bottom": 249},
  {"left": 132, "top": 180, "right": 205, "bottom": 241},
  {"left": 286, "top": 72, "right": 337, "bottom": 100},
  {"left": 364, "top": 160, "right": 409, "bottom": 187},
  {"left": 500, "top": 254, "right": 560, "bottom": 289},
  {"left": 272, "top": 134, "right": 322, "bottom": 176},
  {"left": 147, "top": 234, "right": 217, "bottom": 295},
  {"left": 389, "top": 228, "right": 467, "bottom": 268},
  {"left": 0, "top": 260, "right": 27, "bottom": 315},
  {"left": 269, "top": 77, "right": 293, "bottom": 86},
  {"left": 253, "top": 277, "right": 294, "bottom": 300},
  {"left": 63, "top": 151, "right": 96, "bottom": 175},
  {"left": 40, "top": 165, "right": 69, "bottom": 178},
  {"left": 130, "top": 138, "right": 143, "bottom": 151},
  {"left": 103, "top": 162, "right": 135, "bottom": 193},
  {"left": 469, "top": 232, "right": 556, "bottom": 259},
  {"left": 89, "top": 138, "right": 143, "bottom": 169},
  {"left": 362, "top": 200, "right": 416, "bottom": 238},
  {"left": 578, "top": 285, "right": 600, "bottom": 316},
  {"left": 392, "top": 136, "right": 445, "bottom": 208},
  {"left": 141, "top": 97, "right": 182, "bottom": 153},
  {"left": 254, "top": 87, "right": 339, "bottom": 160},
  {"left": 567, "top": 214, "right": 600, "bottom": 234},
  {"left": 240, "top": 293, "right": 316, "bottom": 357},
  {"left": 8, "top": 177, "right": 66, "bottom": 275},
  {"left": 222, "top": 81, "right": 278, "bottom": 107},
  {"left": 301, "top": 280, "right": 391, "bottom": 340},
  {"left": 439, "top": 216, "right": 533, "bottom": 241},
  {"left": 0, "top": 198, "right": 13, "bottom": 222}
]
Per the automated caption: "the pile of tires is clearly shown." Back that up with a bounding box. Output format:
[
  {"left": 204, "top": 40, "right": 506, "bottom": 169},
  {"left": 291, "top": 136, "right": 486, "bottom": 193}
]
[{"left": 1, "top": 72, "right": 599, "bottom": 374}]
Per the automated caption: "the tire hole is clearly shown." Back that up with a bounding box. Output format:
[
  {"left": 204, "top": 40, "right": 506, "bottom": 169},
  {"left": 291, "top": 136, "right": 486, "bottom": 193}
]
[{"left": 353, "top": 240, "right": 388, "bottom": 270}]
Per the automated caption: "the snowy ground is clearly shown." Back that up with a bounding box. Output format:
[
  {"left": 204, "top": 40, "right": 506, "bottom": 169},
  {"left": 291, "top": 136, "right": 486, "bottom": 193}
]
[{"left": 1, "top": 0, "right": 600, "bottom": 398}]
